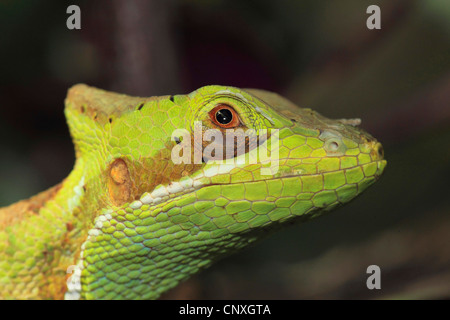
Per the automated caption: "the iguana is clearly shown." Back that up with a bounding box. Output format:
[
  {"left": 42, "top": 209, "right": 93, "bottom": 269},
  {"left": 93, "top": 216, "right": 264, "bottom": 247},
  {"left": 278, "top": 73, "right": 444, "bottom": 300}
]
[{"left": 0, "top": 84, "right": 386, "bottom": 299}]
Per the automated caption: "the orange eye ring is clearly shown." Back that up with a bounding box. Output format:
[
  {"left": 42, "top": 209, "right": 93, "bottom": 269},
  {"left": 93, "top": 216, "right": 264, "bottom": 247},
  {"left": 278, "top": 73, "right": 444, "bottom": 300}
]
[{"left": 209, "top": 104, "right": 241, "bottom": 128}]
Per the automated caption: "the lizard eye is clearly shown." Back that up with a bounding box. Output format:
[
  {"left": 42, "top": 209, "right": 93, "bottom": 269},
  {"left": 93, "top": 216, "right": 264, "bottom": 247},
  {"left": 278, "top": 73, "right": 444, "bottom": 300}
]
[{"left": 209, "top": 104, "right": 241, "bottom": 128}]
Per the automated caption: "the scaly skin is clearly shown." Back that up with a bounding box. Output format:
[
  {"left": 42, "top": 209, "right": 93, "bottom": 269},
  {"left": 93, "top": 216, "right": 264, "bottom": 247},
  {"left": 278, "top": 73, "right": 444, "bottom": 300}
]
[{"left": 0, "top": 84, "right": 386, "bottom": 299}]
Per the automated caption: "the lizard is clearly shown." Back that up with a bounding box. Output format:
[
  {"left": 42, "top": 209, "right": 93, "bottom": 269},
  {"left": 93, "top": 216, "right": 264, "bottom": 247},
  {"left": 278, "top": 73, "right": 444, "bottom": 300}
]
[{"left": 0, "top": 84, "right": 386, "bottom": 299}]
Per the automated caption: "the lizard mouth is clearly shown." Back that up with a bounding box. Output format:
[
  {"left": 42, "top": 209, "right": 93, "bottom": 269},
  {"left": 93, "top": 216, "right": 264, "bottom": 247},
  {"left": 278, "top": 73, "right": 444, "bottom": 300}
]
[
  {"left": 131, "top": 158, "right": 386, "bottom": 210},
  {"left": 203, "top": 159, "right": 387, "bottom": 186}
]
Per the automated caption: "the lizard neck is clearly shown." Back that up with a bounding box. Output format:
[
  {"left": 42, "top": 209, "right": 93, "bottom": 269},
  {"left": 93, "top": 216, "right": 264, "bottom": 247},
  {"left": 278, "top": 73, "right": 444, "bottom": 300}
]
[{"left": 0, "top": 156, "right": 107, "bottom": 299}]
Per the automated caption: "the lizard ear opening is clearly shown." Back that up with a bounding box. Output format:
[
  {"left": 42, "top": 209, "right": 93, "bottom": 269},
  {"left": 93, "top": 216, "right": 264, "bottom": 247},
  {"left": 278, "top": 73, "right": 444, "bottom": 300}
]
[{"left": 108, "top": 158, "right": 133, "bottom": 206}]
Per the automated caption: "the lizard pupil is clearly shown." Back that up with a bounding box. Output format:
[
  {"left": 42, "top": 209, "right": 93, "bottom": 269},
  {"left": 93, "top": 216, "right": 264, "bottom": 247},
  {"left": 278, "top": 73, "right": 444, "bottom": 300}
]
[{"left": 215, "top": 109, "right": 233, "bottom": 125}]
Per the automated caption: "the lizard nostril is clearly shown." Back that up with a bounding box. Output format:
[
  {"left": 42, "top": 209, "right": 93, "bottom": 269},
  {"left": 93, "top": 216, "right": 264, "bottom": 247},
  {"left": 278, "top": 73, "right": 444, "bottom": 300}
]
[
  {"left": 323, "top": 135, "right": 347, "bottom": 155},
  {"left": 329, "top": 141, "right": 339, "bottom": 151}
]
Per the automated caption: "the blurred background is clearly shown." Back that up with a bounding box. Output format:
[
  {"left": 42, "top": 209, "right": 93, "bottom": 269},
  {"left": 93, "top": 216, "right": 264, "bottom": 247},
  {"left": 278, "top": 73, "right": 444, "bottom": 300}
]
[{"left": 0, "top": 0, "right": 449, "bottom": 299}]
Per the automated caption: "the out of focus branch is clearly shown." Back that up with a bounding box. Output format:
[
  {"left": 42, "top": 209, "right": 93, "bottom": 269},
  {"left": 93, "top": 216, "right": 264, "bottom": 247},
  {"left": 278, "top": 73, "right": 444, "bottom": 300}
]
[{"left": 112, "top": 0, "right": 180, "bottom": 96}]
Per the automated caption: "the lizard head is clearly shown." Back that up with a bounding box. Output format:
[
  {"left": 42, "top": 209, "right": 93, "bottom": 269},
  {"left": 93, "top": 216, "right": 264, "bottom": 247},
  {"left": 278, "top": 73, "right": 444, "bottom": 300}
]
[
  {"left": 64, "top": 84, "right": 386, "bottom": 299},
  {"left": 179, "top": 86, "right": 386, "bottom": 223}
]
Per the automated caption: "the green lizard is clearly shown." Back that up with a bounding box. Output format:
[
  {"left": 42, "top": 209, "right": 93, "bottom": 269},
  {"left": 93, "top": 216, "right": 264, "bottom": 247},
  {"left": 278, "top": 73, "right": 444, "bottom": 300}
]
[{"left": 0, "top": 84, "right": 386, "bottom": 299}]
